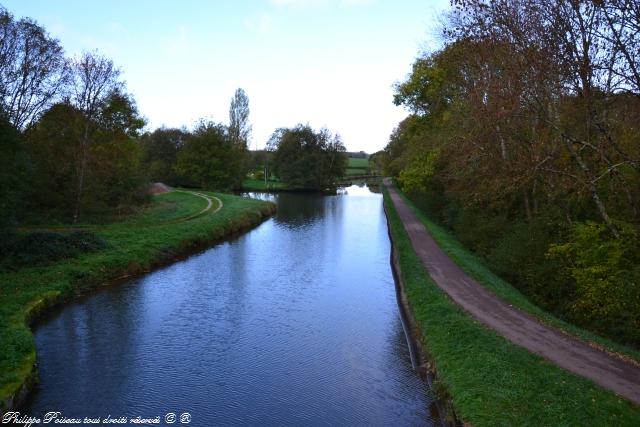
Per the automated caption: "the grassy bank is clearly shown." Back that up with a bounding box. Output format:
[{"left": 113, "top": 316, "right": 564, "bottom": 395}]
[
  {"left": 0, "top": 191, "right": 275, "bottom": 411},
  {"left": 383, "top": 187, "right": 640, "bottom": 426},
  {"left": 395, "top": 190, "right": 640, "bottom": 363}
]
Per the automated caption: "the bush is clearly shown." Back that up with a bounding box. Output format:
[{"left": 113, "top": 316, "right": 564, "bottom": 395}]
[
  {"left": 487, "top": 218, "right": 569, "bottom": 312},
  {"left": 548, "top": 221, "right": 640, "bottom": 345},
  {"left": 0, "top": 231, "right": 107, "bottom": 270},
  {"left": 452, "top": 208, "right": 509, "bottom": 257}
]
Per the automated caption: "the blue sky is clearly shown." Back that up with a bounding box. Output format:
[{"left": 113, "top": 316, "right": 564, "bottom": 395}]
[{"left": 3, "top": 0, "right": 449, "bottom": 152}]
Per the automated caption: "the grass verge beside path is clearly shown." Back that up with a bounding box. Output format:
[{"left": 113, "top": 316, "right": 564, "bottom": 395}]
[
  {"left": 395, "top": 189, "right": 640, "bottom": 363},
  {"left": 0, "top": 191, "right": 275, "bottom": 411},
  {"left": 383, "top": 187, "right": 640, "bottom": 426}
]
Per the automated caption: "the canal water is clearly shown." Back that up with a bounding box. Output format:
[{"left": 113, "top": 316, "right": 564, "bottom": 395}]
[{"left": 26, "top": 185, "right": 436, "bottom": 425}]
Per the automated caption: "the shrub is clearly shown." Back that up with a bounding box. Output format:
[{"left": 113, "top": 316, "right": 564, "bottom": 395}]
[
  {"left": 547, "top": 221, "right": 640, "bottom": 345},
  {"left": 487, "top": 217, "right": 569, "bottom": 311},
  {"left": 0, "top": 231, "right": 107, "bottom": 270}
]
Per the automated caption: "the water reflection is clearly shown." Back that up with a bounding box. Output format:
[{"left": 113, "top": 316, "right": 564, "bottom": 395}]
[{"left": 27, "top": 185, "right": 434, "bottom": 426}]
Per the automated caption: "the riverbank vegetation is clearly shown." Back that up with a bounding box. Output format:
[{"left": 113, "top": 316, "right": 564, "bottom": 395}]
[
  {"left": 381, "top": 0, "right": 640, "bottom": 349},
  {"left": 384, "top": 187, "right": 640, "bottom": 426},
  {"left": 0, "top": 190, "right": 275, "bottom": 409}
]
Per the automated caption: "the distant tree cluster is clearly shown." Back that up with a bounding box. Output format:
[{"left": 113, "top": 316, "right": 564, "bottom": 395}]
[
  {"left": 383, "top": 0, "right": 640, "bottom": 346},
  {"left": 267, "top": 124, "right": 347, "bottom": 190}
]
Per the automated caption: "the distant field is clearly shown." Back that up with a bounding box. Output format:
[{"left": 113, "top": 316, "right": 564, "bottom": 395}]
[
  {"left": 344, "top": 157, "right": 371, "bottom": 177},
  {"left": 347, "top": 157, "right": 369, "bottom": 169}
]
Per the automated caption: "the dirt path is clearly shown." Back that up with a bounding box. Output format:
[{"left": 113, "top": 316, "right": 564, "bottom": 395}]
[{"left": 384, "top": 179, "right": 640, "bottom": 405}]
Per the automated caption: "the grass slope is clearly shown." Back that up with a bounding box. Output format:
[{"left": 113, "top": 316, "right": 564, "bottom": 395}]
[
  {"left": 384, "top": 187, "right": 640, "bottom": 426},
  {"left": 0, "top": 191, "right": 275, "bottom": 409},
  {"left": 395, "top": 190, "right": 640, "bottom": 363}
]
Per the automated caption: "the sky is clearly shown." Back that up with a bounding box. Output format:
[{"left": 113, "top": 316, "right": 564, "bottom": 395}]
[{"left": 2, "top": 0, "right": 449, "bottom": 153}]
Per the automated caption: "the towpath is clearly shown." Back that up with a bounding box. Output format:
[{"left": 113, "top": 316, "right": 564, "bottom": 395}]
[{"left": 384, "top": 178, "right": 640, "bottom": 405}]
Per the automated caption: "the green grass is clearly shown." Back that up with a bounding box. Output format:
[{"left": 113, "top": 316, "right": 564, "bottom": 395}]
[
  {"left": 0, "top": 191, "right": 275, "bottom": 408},
  {"left": 395, "top": 190, "right": 640, "bottom": 363},
  {"left": 383, "top": 187, "right": 640, "bottom": 426},
  {"left": 127, "top": 190, "right": 209, "bottom": 224},
  {"left": 242, "top": 179, "right": 290, "bottom": 191},
  {"left": 347, "top": 157, "right": 369, "bottom": 169}
]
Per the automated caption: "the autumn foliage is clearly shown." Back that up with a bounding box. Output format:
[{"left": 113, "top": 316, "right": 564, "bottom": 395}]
[{"left": 384, "top": 0, "right": 640, "bottom": 346}]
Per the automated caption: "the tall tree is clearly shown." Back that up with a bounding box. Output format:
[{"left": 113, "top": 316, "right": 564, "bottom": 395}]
[
  {"left": 141, "top": 127, "right": 189, "bottom": 186},
  {"left": 176, "top": 120, "right": 245, "bottom": 190},
  {"left": 228, "top": 88, "right": 251, "bottom": 148},
  {"left": 0, "top": 6, "right": 68, "bottom": 129},
  {"left": 69, "top": 51, "right": 123, "bottom": 223},
  {"left": 25, "top": 95, "right": 146, "bottom": 222}
]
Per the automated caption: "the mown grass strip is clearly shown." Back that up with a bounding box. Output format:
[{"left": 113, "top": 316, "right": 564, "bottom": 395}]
[
  {"left": 0, "top": 191, "right": 275, "bottom": 410},
  {"left": 394, "top": 189, "right": 640, "bottom": 363},
  {"left": 383, "top": 187, "right": 640, "bottom": 426}
]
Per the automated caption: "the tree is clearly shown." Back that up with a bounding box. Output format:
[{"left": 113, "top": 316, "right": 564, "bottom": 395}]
[
  {"left": 228, "top": 88, "right": 251, "bottom": 148},
  {"left": 447, "top": 0, "right": 640, "bottom": 235},
  {"left": 69, "top": 51, "right": 124, "bottom": 223},
  {"left": 176, "top": 120, "right": 246, "bottom": 190},
  {"left": 0, "top": 108, "right": 22, "bottom": 229},
  {"left": 98, "top": 89, "right": 145, "bottom": 137},
  {"left": 0, "top": 6, "right": 68, "bottom": 129},
  {"left": 267, "top": 124, "right": 347, "bottom": 190},
  {"left": 24, "top": 98, "right": 147, "bottom": 222},
  {"left": 141, "top": 127, "right": 189, "bottom": 186},
  {"left": 24, "top": 103, "right": 86, "bottom": 220}
]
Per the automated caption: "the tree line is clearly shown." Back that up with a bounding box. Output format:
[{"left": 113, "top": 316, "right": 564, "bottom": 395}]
[
  {"left": 381, "top": 0, "right": 640, "bottom": 347},
  {"left": 0, "top": 4, "right": 347, "bottom": 232}
]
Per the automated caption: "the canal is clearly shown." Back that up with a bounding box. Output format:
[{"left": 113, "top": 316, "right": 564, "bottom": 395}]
[{"left": 26, "top": 185, "right": 436, "bottom": 425}]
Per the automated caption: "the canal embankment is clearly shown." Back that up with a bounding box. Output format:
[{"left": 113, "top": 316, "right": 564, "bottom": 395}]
[
  {"left": 0, "top": 191, "right": 275, "bottom": 414},
  {"left": 382, "top": 184, "right": 640, "bottom": 426}
]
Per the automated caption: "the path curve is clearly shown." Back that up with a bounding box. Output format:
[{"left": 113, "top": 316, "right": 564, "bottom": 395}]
[
  {"left": 384, "top": 178, "right": 640, "bottom": 405},
  {"left": 173, "top": 190, "right": 223, "bottom": 220}
]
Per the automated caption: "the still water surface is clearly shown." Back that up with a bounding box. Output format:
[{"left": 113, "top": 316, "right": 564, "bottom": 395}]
[{"left": 27, "top": 185, "right": 435, "bottom": 425}]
